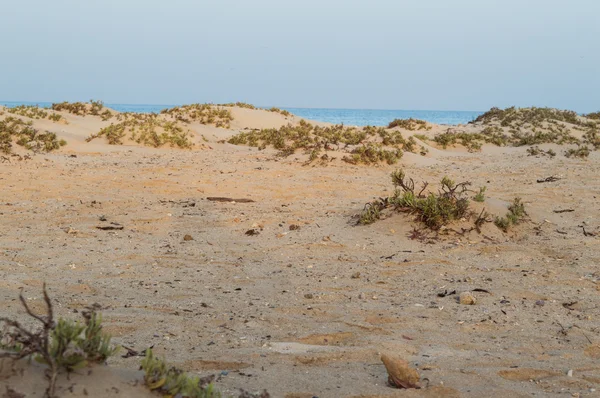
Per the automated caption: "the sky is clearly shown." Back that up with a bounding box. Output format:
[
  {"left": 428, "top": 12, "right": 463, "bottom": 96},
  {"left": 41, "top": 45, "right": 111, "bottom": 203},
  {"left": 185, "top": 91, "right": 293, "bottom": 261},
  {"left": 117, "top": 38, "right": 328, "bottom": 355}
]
[{"left": 1, "top": 0, "right": 599, "bottom": 112}]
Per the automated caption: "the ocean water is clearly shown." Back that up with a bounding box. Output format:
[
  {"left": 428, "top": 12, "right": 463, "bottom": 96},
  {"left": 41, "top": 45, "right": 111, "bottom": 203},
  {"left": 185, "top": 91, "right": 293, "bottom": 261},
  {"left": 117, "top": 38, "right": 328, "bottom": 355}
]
[{"left": 0, "top": 101, "right": 483, "bottom": 126}]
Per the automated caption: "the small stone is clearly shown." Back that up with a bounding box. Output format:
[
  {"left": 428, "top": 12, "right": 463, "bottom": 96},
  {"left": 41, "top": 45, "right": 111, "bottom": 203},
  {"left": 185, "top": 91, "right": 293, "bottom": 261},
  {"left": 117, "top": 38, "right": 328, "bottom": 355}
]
[
  {"left": 304, "top": 293, "right": 314, "bottom": 299},
  {"left": 567, "top": 369, "right": 573, "bottom": 377},
  {"left": 289, "top": 224, "right": 301, "bottom": 231},
  {"left": 459, "top": 292, "right": 477, "bottom": 305},
  {"left": 358, "top": 293, "right": 365, "bottom": 299},
  {"left": 183, "top": 234, "right": 194, "bottom": 241},
  {"left": 535, "top": 300, "right": 545, "bottom": 306},
  {"left": 380, "top": 354, "right": 421, "bottom": 389},
  {"left": 351, "top": 272, "right": 361, "bottom": 279}
]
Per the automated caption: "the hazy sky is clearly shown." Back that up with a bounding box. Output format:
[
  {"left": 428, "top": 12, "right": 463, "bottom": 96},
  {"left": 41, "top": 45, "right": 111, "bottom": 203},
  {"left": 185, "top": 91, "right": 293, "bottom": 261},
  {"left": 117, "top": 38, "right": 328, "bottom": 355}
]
[{"left": 1, "top": 0, "right": 599, "bottom": 112}]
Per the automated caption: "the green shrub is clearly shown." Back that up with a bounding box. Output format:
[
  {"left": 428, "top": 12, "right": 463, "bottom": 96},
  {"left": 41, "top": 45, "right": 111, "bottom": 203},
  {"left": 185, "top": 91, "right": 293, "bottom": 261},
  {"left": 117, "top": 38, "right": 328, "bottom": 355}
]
[
  {"left": 161, "top": 104, "right": 233, "bottom": 128},
  {"left": 87, "top": 114, "right": 193, "bottom": 148},
  {"left": 473, "top": 186, "right": 486, "bottom": 202},
  {"left": 494, "top": 197, "right": 527, "bottom": 231},
  {"left": 0, "top": 116, "right": 66, "bottom": 154},
  {"left": 0, "top": 285, "right": 118, "bottom": 397},
  {"left": 564, "top": 145, "right": 591, "bottom": 159},
  {"left": 228, "top": 120, "right": 413, "bottom": 165},
  {"left": 141, "top": 349, "right": 220, "bottom": 398},
  {"left": 387, "top": 118, "right": 430, "bottom": 131},
  {"left": 359, "top": 169, "right": 472, "bottom": 230}
]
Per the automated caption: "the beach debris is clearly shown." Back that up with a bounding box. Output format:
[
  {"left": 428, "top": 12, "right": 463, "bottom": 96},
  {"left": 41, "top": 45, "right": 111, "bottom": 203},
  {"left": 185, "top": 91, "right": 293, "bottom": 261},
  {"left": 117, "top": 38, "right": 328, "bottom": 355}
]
[
  {"left": 304, "top": 293, "right": 314, "bottom": 299},
  {"left": 351, "top": 272, "right": 361, "bottom": 279},
  {"left": 581, "top": 226, "right": 597, "bottom": 237},
  {"left": 121, "top": 345, "right": 153, "bottom": 358},
  {"left": 245, "top": 229, "right": 260, "bottom": 236},
  {"left": 159, "top": 199, "right": 196, "bottom": 207},
  {"left": 3, "top": 387, "right": 25, "bottom": 398},
  {"left": 183, "top": 234, "right": 194, "bottom": 241},
  {"left": 380, "top": 353, "right": 421, "bottom": 389},
  {"left": 96, "top": 222, "right": 124, "bottom": 230},
  {"left": 459, "top": 291, "right": 477, "bottom": 305},
  {"left": 553, "top": 209, "right": 575, "bottom": 213},
  {"left": 237, "top": 390, "right": 270, "bottom": 398},
  {"left": 289, "top": 224, "right": 301, "bottom": 231},
  {"left": 537, "top": 176, "right": 561, "bottom": 183},
  {"left": 207, "top": 197, "right": 255, "bottom": 203},
  {"left": 437, "top": 289, "right": 457, "bottom": 298}
]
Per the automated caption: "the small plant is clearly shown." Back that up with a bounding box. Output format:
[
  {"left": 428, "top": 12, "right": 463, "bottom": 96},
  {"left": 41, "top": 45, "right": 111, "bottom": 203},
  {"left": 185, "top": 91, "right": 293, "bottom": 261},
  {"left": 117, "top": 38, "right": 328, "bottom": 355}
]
[
  {"left": 141, "top": 348, "right": 220, "bottom": 398},
  {"left": 0, "top": 285, "right": 118, "bottom": 397},
  {"left": 387, "top": 118, "right": 430, "bottom": 131},
  {"left": 359, "top": 169, "right": 472, "bottom": 230},
  {"left": 494, "top": 197, "right": 527, "bottom": 231},
  {"left": 527, "top": 146, "right": 556, "bottom": 158},
  {"left": 584, "top": 111, "right": 600, "bottom": 120},
  {"left": 473, "top": 186, "right": 486, "bottom": 202},
  {"left": 564, "top": 145, "right": 590, "bottom": 159}
]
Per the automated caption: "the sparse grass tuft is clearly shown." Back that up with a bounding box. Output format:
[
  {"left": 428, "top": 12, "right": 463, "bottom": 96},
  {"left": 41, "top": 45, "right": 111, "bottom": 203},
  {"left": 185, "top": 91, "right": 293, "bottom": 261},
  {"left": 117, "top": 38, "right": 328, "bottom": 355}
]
[
  {"left": 473, "top": 186, "right": 486, "bottom": 202},
  {"left": 564, "top": 145, "right": 591, "bottom": 159},
  {"left": 494, "top": 197, "right": 527, "bottom": 231},
  {"left": 526, "top": 146, "right": 556, "bottom": 158},
  {"left": 141, "top": 349, "right": 220, "bottom": 398}
]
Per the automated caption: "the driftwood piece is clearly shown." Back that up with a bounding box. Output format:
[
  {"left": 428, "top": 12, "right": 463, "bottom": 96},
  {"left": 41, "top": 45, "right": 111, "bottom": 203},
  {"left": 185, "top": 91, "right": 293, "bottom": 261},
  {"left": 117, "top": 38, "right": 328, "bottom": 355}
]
[{"left": 207, "top": 197, "right": 255, "bottom": 203}]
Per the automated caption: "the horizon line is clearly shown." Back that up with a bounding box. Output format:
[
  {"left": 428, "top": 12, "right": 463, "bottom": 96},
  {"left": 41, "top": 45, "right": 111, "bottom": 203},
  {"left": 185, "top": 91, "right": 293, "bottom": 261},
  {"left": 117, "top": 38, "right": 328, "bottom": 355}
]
[{"left": 0, "top": 99, "right": 486, "bottom": 113}]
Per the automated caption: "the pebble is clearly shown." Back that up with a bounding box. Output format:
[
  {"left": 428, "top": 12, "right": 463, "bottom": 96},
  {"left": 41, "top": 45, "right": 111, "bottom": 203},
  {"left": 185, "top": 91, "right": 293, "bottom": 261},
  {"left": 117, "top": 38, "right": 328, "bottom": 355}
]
[
  {"left": 535, "top": 300, "right": 545, "bottom": 306},
  {"left": 459, "top": 292, "right": 477, "bottom": 305},
  {"left": 183, "top": 234, "right": 194, "bottom": 241}
]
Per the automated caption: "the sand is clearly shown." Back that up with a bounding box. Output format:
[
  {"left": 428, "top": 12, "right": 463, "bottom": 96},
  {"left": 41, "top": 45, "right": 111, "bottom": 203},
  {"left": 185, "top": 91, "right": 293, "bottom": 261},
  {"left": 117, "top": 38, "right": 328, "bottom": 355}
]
[{"left": 1, "top": 106, "right": 599, "bottom": 397}]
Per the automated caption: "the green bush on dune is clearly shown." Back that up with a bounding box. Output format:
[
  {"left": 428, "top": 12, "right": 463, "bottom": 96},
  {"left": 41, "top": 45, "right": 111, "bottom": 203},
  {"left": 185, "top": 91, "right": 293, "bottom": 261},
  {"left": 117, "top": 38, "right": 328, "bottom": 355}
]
[
  {"left": 228, "top": 120, "right": 417, "bottom": 165},
  {"left": 0, "top": 116, "right": 66, "bottom": 155},
  {"left": 387, "top": 118, "right": 430, "bottom": 131},
  {"left": 87, "top": 113, "right": 193, "bottom": 148},
  {"left": 160, "top": 104, "right": 233, "bottom": 128},
  {"left": 430, "top": 106, "right": 599, "bottom": 152}
]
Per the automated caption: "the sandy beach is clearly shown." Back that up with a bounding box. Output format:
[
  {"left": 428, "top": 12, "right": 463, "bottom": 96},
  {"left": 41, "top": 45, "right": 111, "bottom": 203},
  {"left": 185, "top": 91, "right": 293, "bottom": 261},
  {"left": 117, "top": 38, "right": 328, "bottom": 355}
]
[{"left": 1, "top": 103, "right": 599, "bottom": 397}]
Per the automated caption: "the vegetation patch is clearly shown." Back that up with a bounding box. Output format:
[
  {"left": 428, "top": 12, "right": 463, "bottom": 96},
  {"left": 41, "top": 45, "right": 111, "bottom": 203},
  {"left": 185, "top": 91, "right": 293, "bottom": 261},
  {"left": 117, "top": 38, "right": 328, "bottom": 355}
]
[
  {"left": 0, "top": 285, "right": 118, "bottom": 397},
  {"left": 87, "top": 113, "right": 193, "bottom": 148},
  {"left": 7, "top": 105, "right": 66, "bottom": 123},
  {"left": 141, "top": 349, "right": 220, "bottom": 398},
  {"left": 494, "top": 198, "right": 527, "bottom": 232},
  {"left": 431, "top": 107, "right": 600, "bottom": 151},
  {"left": 358, "top": 169, "right": 473, "bottom": 230},
  {"left": 160, "top": 104, "right": 233, "bottom": 128},
  {"left": 387, "top": 118, "right": 430, "bottom": 130},
  {"left": 1, "top": 116, "right": 66, "bottom": 155},
  {"left": 228, "top": 120, "right": 416, "bottom": 165},
  {"left": 51, "top": 100, "right": 113, "bottom": 120},
  {"left": 564, "top": 145, "right": 591, "bottom": 159},
  {"left": 526, "top": 146, "right": 556, "bottom": 158}
]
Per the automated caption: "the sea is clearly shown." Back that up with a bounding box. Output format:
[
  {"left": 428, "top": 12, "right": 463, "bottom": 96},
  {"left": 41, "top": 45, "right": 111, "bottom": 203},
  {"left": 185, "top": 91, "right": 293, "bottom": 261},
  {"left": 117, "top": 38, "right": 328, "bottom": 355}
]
[{"left": 0, "top": 101, "right": 483, "bottom": 126}]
